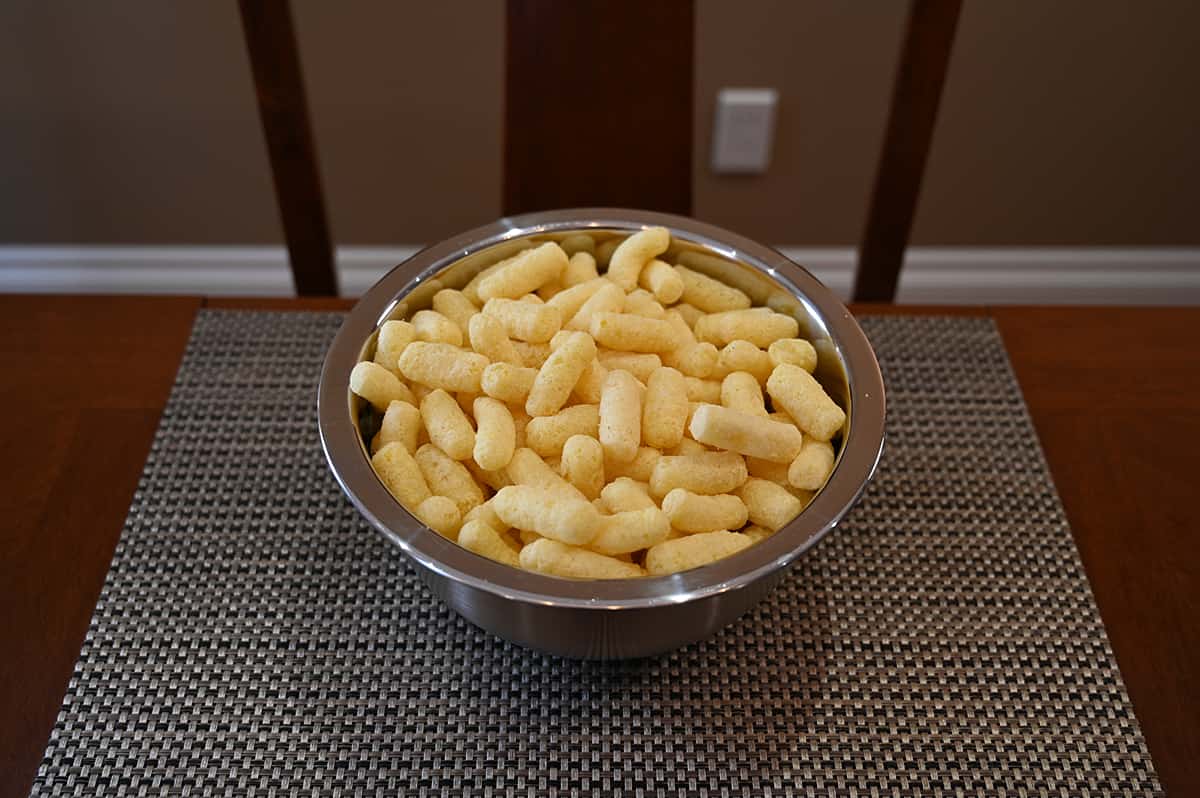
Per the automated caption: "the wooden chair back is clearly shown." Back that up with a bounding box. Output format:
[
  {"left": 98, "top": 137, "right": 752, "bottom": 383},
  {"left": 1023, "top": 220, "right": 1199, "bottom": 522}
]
[{"left": 239, "top": 0, "right": 960, "bottom": 300}]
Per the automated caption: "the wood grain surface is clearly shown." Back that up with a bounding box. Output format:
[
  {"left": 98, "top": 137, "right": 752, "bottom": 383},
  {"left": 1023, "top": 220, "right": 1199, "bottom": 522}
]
[
  {"left": 238, "top": 0, "right": 338, "bottom": 296},
  {"left": 503, "top": 0, "right": 694, "bottom": 216},
  {"left": 0, "top": 296, "right": 202, "bottom": 798},
  {"left": 1, "top": 298, "right": 1194, "bottom": 797},
  {"left": 854, "top": 0, "right": 961, "bottom": 302},
  {"left": 993, "top": 307, "right": 1199, "bottom": 796}
]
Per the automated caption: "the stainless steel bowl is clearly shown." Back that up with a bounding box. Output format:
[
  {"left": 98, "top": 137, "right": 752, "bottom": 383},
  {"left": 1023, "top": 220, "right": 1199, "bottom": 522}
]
[{"left": 318, "top": 208, "right": 885, "bottom": 659}]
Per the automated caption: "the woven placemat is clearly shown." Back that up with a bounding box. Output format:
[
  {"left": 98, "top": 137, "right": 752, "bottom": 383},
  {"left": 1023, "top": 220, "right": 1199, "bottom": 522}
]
[{"left": 32, "top": 311, "right": 1159, "bottom": 796}]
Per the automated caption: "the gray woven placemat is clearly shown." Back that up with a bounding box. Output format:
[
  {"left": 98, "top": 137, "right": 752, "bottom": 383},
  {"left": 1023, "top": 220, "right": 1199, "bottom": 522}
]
[{"left": 32, "top": 311, "right": 1159, "bottom": 797}]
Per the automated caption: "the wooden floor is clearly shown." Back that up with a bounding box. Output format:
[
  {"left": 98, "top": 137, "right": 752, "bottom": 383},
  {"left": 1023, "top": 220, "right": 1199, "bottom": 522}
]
[{"left": 1, "top": 297, "right": 1195, "bottom": 797}]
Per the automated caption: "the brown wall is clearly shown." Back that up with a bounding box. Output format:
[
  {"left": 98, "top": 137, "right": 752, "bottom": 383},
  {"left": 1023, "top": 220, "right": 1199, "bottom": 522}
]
[
  {"left": 0, "top": 0, "right": 502, "bottom": 245},
  {"left": 692, "top": 1, "right": 908, "bottom": 245},
  {"left": 1, "top": 2, "right": 1196, "bottom": 246},
  {"left": 913, "top": 1, "right": 1200, "bottom": 245},
  {"left": 693, "top": 0, "right": 1200, "bottom": 245}
]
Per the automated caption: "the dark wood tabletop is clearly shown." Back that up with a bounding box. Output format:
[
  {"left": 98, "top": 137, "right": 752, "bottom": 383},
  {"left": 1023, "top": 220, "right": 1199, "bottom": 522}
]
[{"left": 2, "top": 296, "right": 1196, "bottom": 797}]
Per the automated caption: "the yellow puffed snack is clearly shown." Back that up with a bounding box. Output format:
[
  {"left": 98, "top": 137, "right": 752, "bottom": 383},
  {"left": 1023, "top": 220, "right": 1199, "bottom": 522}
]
[
  {"left": 398, "top": 342, "right": 488, "bottom": 393},
  {"left": 736, "top": 477, "right": 806, "bottom": 531},
  {"left": 745, "top": 455, "right": 791, "bottom": 486},
  {"left": 645, "top": 530, "right": 753, "bottom": 576},
  {"left": 468, "top": 313, "right": 522, "bottom": 366},
  {"left": 547, "top": 329, "right": 573, "bottom": 350},
  {"left": 667, "top": 341, "right": 719, "bottom": 380},
  {"left": 414, "top": 495, "right": 461, "bottom": 539},
  {"left": 562, "top": 251, "right": 600, "bottom": 286},
  {"left": 741, "top": 525, "right": 773, "bottom": 544},
  {"left": 472, "top": 397, "right": 516, "bottom": 472},
  {"left": 788, "top": 486, "right": 815, "bottom": 504},
  {"left": 372, "top": 399, "right": 421, "bottom": 454},
  {"left": 712, "top": 340, "right": 774, "bottom": 383},
  {"left": 599, "top": 369, "right": 643, "bottom": 464},
  {"left": 788, "top": 437, "right": 835, "bottom": 491},
  {"left": 590, "top": 312, "right": 680, "bottom": 354},
  {"left": 512, "top": 341, "right": 551, "bottom": 367},
  {"left": 461, "top": 246, "right": 529, "bottom": 304},
  {"left": 588, "top": 507, "right": 670, "bottom": 555},
  {"left": 565, "top": 281, "right": 625, "bottom": 331},
  {"left": 607, "top": 226, "right": 669, "bottom": 291},
  {"left": 510, "top": 405, "right": 531, "bottom": 447},
  {"left": 560, "top": 434, "right": 605, "bottom": 500},
  {"left": 358, "top": 225, "right": 853, "bottom": 578},
  {"left": 668, "top": 437, "right": 709, "bottom": 457},
  {"left": 674, "top": 264, "right": 752, "bottom": 313},
  {"left": 419, "top": 389, "right": 476, "bottom": 461},
  {"left": 694, "top": 308, "right": 799, "bottom": 349},
  {"left": 351, "top": 361, "right": 415, "bottom": 412},
  {"left": 603, "top": 446, "right": 662, "bottom": 482},
  {"left": 432, "top": 289, "right": 478, "bottom": 341},
  {"left": 661, "top": 489, "right": 749, "bottom": 534},
  {"left": 411, "top": 382, "right": 434, "bottom": 405},
  {"left": 480, "top": 362, "right": 538, "bottom": 404},
  {"left": 559, "top": 234, "right": 596, "bottom": 256},
  {"left": 492, "top": 485, "right": 601, "bottom": 545},
  {"left": 600, "top": 477, "right": 656, "bottom": 513},
  {"left": 672, "top": 302, "right": 705, "bottom": 328},
  {"left": 649, "top": 450, "right": 748, "bottom": 498},
  {"left": 520, "top": 538, "right": 644, "bottom": 579},
  {"left": 525, "top": 404, "right": 600, "bottom": 457},
  {"left": 466, "top": 459, "right": 511, "bottom": 492},
  {"left": 476, "top": 241, "right": 568, "bottom": 302},
  {"left": 545, "top": 276, "right": 607, "bottom": 321},
  {"left": 768, "top": 338, "right": 818, "bottom": 373},
  {"left": 527, "top": 330, "right": 597, "bottom": 417},
  {"left": 570, "top": 359, "right": 609, "bottom": 404},
  {"left": 623, "top": 289, "right": 667, "bottom": 319},
  {"left": 373, "top": 320, "right": 415, "bottom": 373},
  {"left": 458, "top": 519, "right": 520, "bottom": 567},
  {"left": 411, "top": 309, "right": 463, "bottom": 347},
  {"left": 720, "top": 372, "right": 767, "bottom": 416},
  {"left": 659, "top": 311, "right": 715, "bottom": 379},
  {"left": 482, "top": 298, "right": 562, "bottom": 343},
  {"left": 683, "top": 376, "right": 722, "bottom": 403},
  {"left": 689, "top": 403, "right": 804, "bottom": 463},
  {"left": 370, "top": 442, "right": 431, "bottom": 508},
  {"left": 415, "top": 443, "right": 484, "bottom": 515},
  {"left": 505, "top": 447, "right": 588, "bottom": 502},
  {"left": 596, "top": 350, "right": 660, "bottom": 383},
  {"left": 642, "top": 366, "right": 688, "bottom": 449},
  {"left": 676, "top": 250, "right": 772, "bottom": 306},
  {"left": 766, "top": 363, "right": 846, "bottom": 441},
  {"left": 463, "top": 500, "right": 504, "bottom": 531},
  {"left": 456, "top": 391, "right": 477, "bottom": 419},
  {"left": 536, "top": 279, "right": 564, "bottom": 302},
  {"left": 638, "top": 258, "right": 684, "bottom": 304}
]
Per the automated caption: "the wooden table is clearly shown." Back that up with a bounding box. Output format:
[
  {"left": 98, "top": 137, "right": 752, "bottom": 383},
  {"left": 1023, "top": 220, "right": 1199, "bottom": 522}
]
[{"left": 1, "top": 296, "right": 1196, "bottom": 797}]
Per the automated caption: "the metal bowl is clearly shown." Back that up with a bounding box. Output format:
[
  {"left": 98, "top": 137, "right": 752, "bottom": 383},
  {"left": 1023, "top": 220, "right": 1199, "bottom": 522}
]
[{"left": 318, "top": 208, "right": 885, "bottom": 659}]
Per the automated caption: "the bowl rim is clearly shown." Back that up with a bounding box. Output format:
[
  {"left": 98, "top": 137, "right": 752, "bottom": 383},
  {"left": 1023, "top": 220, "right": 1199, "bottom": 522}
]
[{"left": 318, "top": 208, "right": 885, "bottom": 609}]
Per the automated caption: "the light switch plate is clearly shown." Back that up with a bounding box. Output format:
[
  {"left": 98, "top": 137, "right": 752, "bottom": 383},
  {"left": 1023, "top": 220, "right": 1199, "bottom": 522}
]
[{"left": 711, "top": 88, "right": 778, "bottom": 174}]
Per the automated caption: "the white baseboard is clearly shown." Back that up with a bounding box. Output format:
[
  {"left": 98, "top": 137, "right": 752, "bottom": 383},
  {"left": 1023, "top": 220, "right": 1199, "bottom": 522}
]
[
  {"left": 1, "top": 244, "right": 1197, "bottom": 305},
  {"left": 0, "top": 246, "right": 423, "bottom": 297},
  {"left": 781, "top": 247, "right": 1200, "bottom": 305}
]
